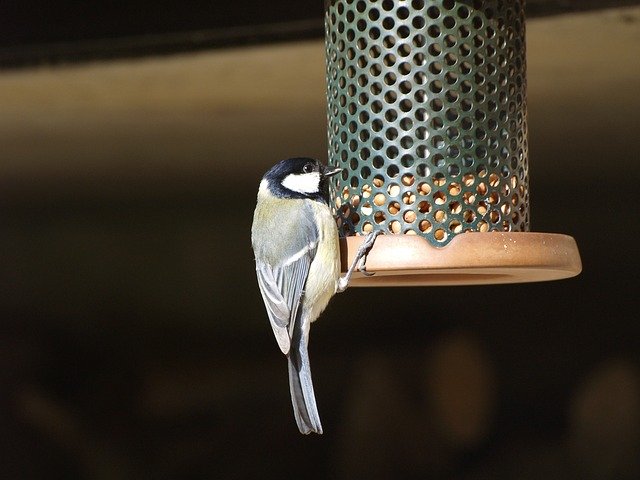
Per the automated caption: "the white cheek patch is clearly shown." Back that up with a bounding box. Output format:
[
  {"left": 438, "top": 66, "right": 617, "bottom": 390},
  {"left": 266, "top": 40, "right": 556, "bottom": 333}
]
[{"left": 281, "top": 172, "right": 321, "bottom": 194}]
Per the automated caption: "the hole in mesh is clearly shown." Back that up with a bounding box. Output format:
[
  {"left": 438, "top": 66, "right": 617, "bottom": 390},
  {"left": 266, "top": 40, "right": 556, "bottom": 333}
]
[
  {"left": 372, "top": 137, "right": 383, "bottom": 150},
  {"left": 488, "top": 192, "right": 499, "bottom": 205},
  {"left": 384, "top": 72, "right": 397, "bottom": 86},
  {"left": 432, "top": 135, "right": 445, "bottom": 149},
  {"left": 385, "top": 127, "right": 398, "bottom": 141},
  {"left": 404, "top": 210, "right": 417, "bottom": 223},
  {"left": 419, "top": 220, "right": 433, "bottom": 233},
  {"left": 448, "top": 199, "right": 462, "bottom": 213},
  {"left": 447, "top": 164, "right": 460, "bottom": 177},
  {"left": 444, "top": 34, "right": 457, "bottom": 47},
  {"left": 361, "top": 166, "right": 371, "bottom": 179},
  {"left": 431, "top": 99, "right": 444, "bottom": 112},
  {"left": 385, "top": 109, "right": 398, "bottom": 122},
  {"left": 400, "top": 117, "right": 413, "bottom": 130},
  {"left": 358, "top": 92, "right": 369, "bottom": 105},
  {"left": 397, "top": 25, "right": 411, "bottom": 38},
  {"left": 463, "top": 191, "right": 476, "bottom": 205},
  {"left": 445, "top": 108, "right": 459, "bottom": 121},
  {"left": 388, "top": 201, "right": 401, "bottom": 216},
  {"left": 369, "top": 45, "right": 381, "bottom": 59},
  {"left": 418, "top": 200, "right": 431, "bottom": 213},
  {"left": 383, "top": 35, "right": 396, "bottom": 48},
  {"left": 433, "top": 175, "right": 446, "bottom": 189},
  {"left": 415, "top": 108, "right": 428, "bottom": 121},
  {"left": 477, "top": 201, "right": 487, "bottom": 215},
  {"left": 374, "top": 212, "right": 386, "bottom": 224},
  {"left": 402, "top": 173, "right": 415, "bottom": 187},
  {"left": 463, "top": 209, "right": 475, "bottom": 223},
  {"left": 416, "top": 145, "right": 428, "bottom": 159},
  {"left": 489, "top": 210, "right": 499, "bottom": 224},
  {"left": 372, "top": 156, "right": 384, "bottom": 169},
  {"left": 461, "top": 99, "right": 472, "bottom": 111},
  {"left": 445, "top": 71, "right": 458, "bottom": 84},
  {"left": 401, "top": 154, "right": 414, "bottom": 167},
  {"left": 489, "top": 173, "right": 500, "bottom": 187},
  {"left": 434, "top": 209, "right": 446, "bottom": 223},
  {"left": 397, "top": 6, "right": 409, "bottom": 19},
  {"left": 460, "top": 61, "right": 472, "bottom": 74},
  {"left": 398, "top": 43, "right": 411, "bottom": 57},
  {"left": 350, "top": 176, "right": 359, "bottom": 188},
  {"left": 461, "top": 135, "right": 473, "bottom": 148},
  {"left": 360, "top": 147, "right": 371, "bottom": 160},
  {"left": 416, "top": 163, "right": 429, "bottom": 176},
  {"left": 427, "top": 5, "right": 440, "bottom": 18},
  {"left": 431, "top": 153, "right": 444, "bottom": 167},
  {"left": 411, "top": 36, "right": 427, "bottom": 53},
  {"left": 443, "top": 16, "right": 456, "bottom": 29},
  {"left": 374, "top": 193, "right": 386, "bottom": 206},
  {"left": 387, "top": 166, "right": 400, "bottom": 178},
  {"left": 416, "top": 126, "right": 428, "bottom": 140},
  {"left": 412, "top": 16, "right": 425, "bottom": 29},
  {"left": 382, "top": 0, "right": 394, "bottom": 11},
  {"left": 446, "top": 145, "right": 460, "bottom": 158},
  {"left": 414, "top": 71, "right": 427, "bottom": 85},
  {"left": 428, "top": 25, "right": 441, "bottom": 38},
  {"left": 361, "top": 200, "right": 372, "bottom": 214},
  {"left": 362, "top": 221, "right": 374, "bottom": 233},
  {"left": 371, "top": 100, "right": 383, "bottom": 113},
  {"left": 399, "top": 99, "right": 412, "bottom": 112},
  {"left": 382, "top": 17, "right": 395, "bottom": 30},
  {"left": 449, "top": 220, "right": 462, "bottom": 233},
  {"left": 412, "top": 0, "right": 425, "bottom": 9},
  {"left": 383, "top": 53, "right": 396, "bottom": 67},
  {"left": 372, "top": 119, "right": 383, "bottom": 131},
  {"left": 418, "top": 182, "right": 431, "bottom": 196},
  {"left": 387, "top": 183, "right": 400, "bottom": 196},
  {"left": 413, "top": 52, "right": 427, "bottom": 66},
  {"left": 386, "top": 146, "right": 399, "bottom": 159},
  {"left": 398, "top": 62, "right": 412, "bottom": 75},
  {"left": 446, "top": 90, "right": 459, "bottom": 103},
  {"left": 389, "top": 220, "right": 401, "bottom": 234},
  {"left": 400, "top": 136, "right": 414, "bottom": 149},
  {"left": 428, "top": 43, "right": 442, "bottom": 57},
  {"left": 477, "top": 165, "right": 488, "bottom": 178},
  {"left": 370, "top": 64, "right": 381, "bottom": 76},
  {"left": 442, "top": 0, "right": 454, "bottom": 9}
]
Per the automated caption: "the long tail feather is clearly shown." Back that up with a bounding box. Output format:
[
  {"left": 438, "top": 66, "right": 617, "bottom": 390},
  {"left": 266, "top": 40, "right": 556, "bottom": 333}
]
[{"left": 287, "top": 318, "right": 322, "bottom": 434}]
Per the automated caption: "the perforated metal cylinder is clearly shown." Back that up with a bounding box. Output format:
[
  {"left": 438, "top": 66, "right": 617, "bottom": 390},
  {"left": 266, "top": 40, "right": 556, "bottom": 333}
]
[{"left": 326, "top": 0, "right": 530, "bottom": 247}]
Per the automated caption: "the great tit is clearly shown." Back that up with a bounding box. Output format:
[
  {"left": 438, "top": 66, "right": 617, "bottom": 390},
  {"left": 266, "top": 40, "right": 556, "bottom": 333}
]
[{"left": 251, "top": 157, "right": 380, "bottom": 434}]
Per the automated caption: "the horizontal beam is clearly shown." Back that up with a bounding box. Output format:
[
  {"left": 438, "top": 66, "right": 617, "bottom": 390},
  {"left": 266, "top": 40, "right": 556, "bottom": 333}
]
[{"left": 1, "top": 0, "right": 639, "bottom": 68}]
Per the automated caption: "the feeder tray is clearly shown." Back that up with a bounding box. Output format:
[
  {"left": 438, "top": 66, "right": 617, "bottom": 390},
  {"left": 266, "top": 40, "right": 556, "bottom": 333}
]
[
  {"left": 340, "top": 232, "right": 581, "bottom": 286},
  {"left": 326, "top": 0, "right": 581, "bottom": 286}
]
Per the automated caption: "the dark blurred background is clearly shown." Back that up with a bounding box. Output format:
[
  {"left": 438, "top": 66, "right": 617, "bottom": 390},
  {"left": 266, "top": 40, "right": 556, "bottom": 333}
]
[{"left": 1, "top": 1, "right": 639, "bottom": 479}]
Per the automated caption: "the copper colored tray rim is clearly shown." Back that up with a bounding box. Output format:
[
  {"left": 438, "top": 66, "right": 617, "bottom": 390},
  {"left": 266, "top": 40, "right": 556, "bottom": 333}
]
[{"left": 340, "top": 232, "right": 582, "bottom": 287}]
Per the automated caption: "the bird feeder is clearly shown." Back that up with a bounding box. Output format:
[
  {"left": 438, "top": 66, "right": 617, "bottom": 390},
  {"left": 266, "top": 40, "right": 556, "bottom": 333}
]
[{"left": 325, "top": 0, "right": 581, "bottom": 286}]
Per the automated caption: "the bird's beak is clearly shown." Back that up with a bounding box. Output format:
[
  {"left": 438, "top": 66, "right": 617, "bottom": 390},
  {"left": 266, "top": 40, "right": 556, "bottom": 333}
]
[{"left": 322, "top": 165, "right": 342, "bottom": 177}]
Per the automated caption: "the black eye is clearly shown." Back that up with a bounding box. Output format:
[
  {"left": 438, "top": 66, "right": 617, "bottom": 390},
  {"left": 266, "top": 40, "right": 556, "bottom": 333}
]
[{"left": 303, "top": 163, "right": 314, "bottom": 174}]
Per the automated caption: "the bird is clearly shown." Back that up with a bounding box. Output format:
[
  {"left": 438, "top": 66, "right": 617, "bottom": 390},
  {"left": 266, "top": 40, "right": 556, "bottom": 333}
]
[{"left": 251, "top": 157, "right": 380, "bottom": 434}]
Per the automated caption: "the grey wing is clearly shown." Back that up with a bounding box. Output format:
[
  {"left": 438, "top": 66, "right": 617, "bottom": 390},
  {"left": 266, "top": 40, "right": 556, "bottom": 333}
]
[{"left": 255, "top": 236, "right": 318, "bottom": 355}]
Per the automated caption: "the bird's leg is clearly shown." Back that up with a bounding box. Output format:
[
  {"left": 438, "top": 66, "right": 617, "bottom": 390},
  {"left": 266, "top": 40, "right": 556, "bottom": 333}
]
[{"left": 337, "top": 230, "right": 382, "bottom": 292}]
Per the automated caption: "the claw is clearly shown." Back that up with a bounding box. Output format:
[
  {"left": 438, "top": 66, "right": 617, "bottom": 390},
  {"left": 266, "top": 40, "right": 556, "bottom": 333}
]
[{"left": 337, "top": 230, "right": 382, "bottom": 292}]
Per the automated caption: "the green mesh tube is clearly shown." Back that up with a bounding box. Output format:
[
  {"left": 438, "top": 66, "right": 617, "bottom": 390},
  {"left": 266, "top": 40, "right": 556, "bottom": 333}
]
[{"left": 326, "top": 0, "right": 530, "bottom": 246}]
